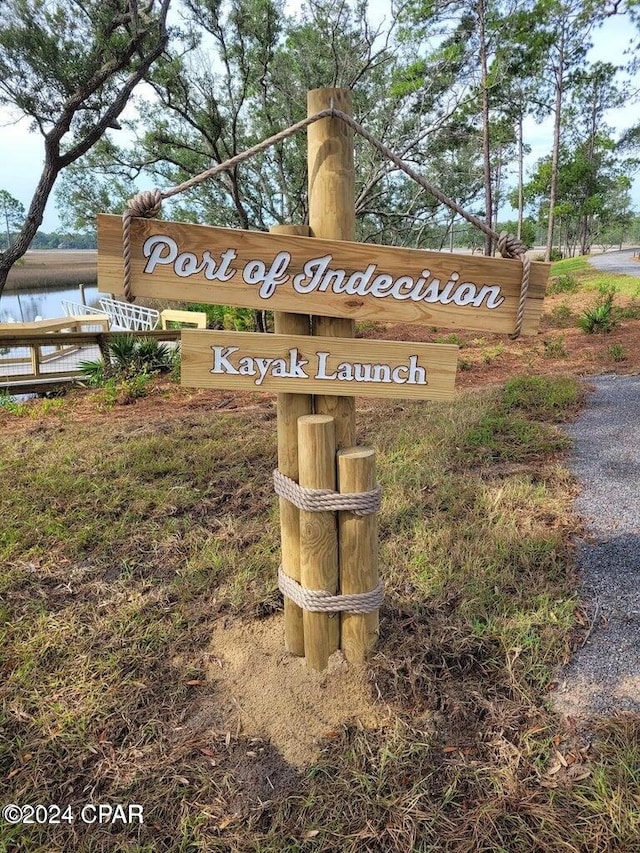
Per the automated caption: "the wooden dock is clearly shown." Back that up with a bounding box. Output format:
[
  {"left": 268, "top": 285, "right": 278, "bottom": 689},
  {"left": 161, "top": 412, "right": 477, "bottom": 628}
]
[{"left": 0, "top": 319, "right": 180, "bottom": 395}]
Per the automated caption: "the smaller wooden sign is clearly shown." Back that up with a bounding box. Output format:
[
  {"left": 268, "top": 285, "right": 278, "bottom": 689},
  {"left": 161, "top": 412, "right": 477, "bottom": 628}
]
[{"left": 181, "top": 331, "right": 458, "bottom": 401}]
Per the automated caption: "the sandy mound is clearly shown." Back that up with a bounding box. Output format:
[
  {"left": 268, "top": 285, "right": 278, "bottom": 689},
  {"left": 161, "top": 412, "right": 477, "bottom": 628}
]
[{"left": 205, "top": 615, "right": 389, "bottom": 767}]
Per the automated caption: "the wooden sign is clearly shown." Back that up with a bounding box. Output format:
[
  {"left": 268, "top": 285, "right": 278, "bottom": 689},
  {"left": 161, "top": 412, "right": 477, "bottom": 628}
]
[
  {"left": 181, "top": 331, "right": 458, "bottom": 401},
  {"left": 98, "top": 215, "right": 548, "bottom": 335}
]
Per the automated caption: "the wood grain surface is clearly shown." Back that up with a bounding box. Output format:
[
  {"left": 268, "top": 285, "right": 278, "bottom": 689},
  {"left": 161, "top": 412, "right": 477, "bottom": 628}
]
[
  {"left": 180, "top": 330, "right": 458, "bottom": 401},
  {"left": 98, "top": 214, "right": 548, "bottom": 335}
]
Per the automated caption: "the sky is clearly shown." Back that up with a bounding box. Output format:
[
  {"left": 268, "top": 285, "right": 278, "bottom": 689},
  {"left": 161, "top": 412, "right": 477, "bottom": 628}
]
[{"left": 0, "top": 5, "right": 638, "bottom": 233}]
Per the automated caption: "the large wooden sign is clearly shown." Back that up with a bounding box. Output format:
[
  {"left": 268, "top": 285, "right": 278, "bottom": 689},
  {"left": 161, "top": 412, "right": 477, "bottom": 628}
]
[
  {"left": 98, "top": 215, "right": 548, "bottom": 335},
  {"left": 181, "top": 331, "right": 458, "bottom": 401}
]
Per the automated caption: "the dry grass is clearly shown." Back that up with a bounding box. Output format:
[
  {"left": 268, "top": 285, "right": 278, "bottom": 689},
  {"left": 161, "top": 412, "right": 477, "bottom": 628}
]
[
  {"left": 1, "top": 374, "right": 639, "bottom": 852},
  {"left": 5, "top": 251, "right": 97, "bottom": 292},
  {"left": 1, "top": 253, "right": 639, "bottom": 851}
]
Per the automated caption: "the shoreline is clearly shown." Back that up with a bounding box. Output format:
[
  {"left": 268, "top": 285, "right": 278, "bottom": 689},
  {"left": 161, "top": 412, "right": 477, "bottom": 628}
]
[{"left": 4, "top": 249, "right": 98, "bottom": 293}]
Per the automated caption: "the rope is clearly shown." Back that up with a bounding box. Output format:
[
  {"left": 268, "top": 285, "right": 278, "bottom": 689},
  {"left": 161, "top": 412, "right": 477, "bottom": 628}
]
[
  {"left": 498, "top": 232, "right": 530, "bottom": 339},
  {"left": 278, "top": 566, "right": 384, "bottom": 613},
  {"left": 122, "top": 106, "right": 531, "bottom": 336},
  {"left": 273, "top": 469, "right": 381, "bottom": 515}
]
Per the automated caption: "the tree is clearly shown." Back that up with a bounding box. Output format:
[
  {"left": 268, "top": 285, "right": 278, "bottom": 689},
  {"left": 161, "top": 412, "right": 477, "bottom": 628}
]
[
  {"left": 58, "top": 0, "right": 470, "bottom": 250},
  {"left": 0, "top": 190, "right": 25, "bottom": 250},
  {"left": 0, "top": 0, "right": 172, "bottom": 299},
  {"left": 521, "top": 134, "right": 632, "bottom": 256},
  {"left": 532, "top": 0, "right": 603, "bottom": 260}
]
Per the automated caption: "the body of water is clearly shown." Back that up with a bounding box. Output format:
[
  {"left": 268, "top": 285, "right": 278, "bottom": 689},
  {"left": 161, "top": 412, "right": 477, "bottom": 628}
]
[{"left": 0, "top": 283, "right": 102, "bottom": 323}]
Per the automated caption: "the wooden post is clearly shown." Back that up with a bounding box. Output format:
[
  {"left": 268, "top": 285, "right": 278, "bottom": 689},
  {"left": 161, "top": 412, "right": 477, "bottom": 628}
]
[
  {"left": 30, "top": 344, "right": 40, "bottom": 378},
  {"left": 271, "top": 224, "right": 312, "bottom": 657},
  {"left": 307, "top": 87, "right": 356, "bottom": 451},
  {"left": 298, "top": 414, "right": 339, "bottom": 671},
  {"left": 337, "top": 447, "right": 379, "bottom": 663}
]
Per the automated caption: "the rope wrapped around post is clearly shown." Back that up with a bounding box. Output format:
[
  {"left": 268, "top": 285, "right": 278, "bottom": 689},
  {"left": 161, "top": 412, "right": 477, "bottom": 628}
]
[
  {"left": 273, "top": 468, "right": 381, "bottom": 516},
  {"left": 122, "top": 107, "right": 532, "bottom": 337},
  {"left": 278, "top": 566, "right": 384, "bottom": 614}
]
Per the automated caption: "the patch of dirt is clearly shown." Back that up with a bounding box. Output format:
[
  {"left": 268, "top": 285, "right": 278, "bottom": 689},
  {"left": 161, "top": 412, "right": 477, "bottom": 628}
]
[
  {"left": 357, "top": 300, "right": 640, "bottom": 390},
  {"left": 199, "top": 615, "right": 389, "bottom": 768}
]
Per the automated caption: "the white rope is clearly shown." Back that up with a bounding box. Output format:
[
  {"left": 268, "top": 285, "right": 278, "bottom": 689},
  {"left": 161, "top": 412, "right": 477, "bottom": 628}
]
[
  {"left": 278, "top": 566, "right": 384, "bottom": 614},
  {"left": 273, "top": 469, "right": 381, "bottom": 515}
]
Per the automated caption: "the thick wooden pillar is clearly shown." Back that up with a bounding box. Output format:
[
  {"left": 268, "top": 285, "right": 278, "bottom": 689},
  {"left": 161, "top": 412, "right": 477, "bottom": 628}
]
[
  {"left": 271, "top": 224, "right": 312, "bottom": 657},
  {"left": 307, "top": 87, "right": 356, "bottom": 451},
  {"left": 338, "top": 447, "right": 379, "bottom": 663},
  {"left": 298, "top": 414, "right": 339, "bottom": 671}
]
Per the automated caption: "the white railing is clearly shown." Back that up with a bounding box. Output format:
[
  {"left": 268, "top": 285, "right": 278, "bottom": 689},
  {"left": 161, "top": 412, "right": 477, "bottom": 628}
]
[
  {"left": 61, "top": 300, "right": 109, "bottom": 322},
  {"left": 60, "top": 299, "right": 111, "bottom": 332},
  {"left": 99, "top": 297, "right": 160, "bottom": 331}
]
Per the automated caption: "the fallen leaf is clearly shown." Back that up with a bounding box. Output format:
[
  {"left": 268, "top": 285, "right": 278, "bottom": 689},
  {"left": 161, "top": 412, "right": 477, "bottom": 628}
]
[{"left": 567, "top": 766, "right": 591, "bottom": 782}]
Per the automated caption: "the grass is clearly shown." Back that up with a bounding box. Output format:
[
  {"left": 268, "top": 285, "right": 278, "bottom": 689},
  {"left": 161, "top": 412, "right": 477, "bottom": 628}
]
[
  {"left": 551, "top": 256, "right": 640, "bottom": 298},
  {"left": 5, "top": 251, "right": 98, "bottom": 291},
  {"left": 0, "top": 376, "right": 638, "bottom": 852}
]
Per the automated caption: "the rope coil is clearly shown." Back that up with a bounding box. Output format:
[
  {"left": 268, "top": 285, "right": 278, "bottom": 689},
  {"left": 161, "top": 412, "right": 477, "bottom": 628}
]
[
  {"left": 122, "top": 106, "right": 531, "bottom": 336},
  {"left": 278, "top": 566, "right": 384, "bottom": 614},
  {"left": 273, "top": 469, "right": 381, "bottom": 515}
]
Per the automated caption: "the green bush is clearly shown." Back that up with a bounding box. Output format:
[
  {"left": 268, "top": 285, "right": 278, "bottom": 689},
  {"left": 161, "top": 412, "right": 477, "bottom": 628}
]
[
  {"left": 579, "top": 288, "right": 616, "bottom": 334},
  {"left": 608, "top": 344, "right": 627, "bottom": 363},
  {"left": 542, "top": 335, "right": 567, "bottom": 359},
  {"left": 187, "top": 303, "right": 258, "bottom": 330},
  {"left": 550, "top": 304, "right": 573, "bottom": 327},
  {"left": 547, "top": 274, "right": 578, "bottom": 295},
  {"left": 80, "top": 336, "right": 177, "bottom": 386}
]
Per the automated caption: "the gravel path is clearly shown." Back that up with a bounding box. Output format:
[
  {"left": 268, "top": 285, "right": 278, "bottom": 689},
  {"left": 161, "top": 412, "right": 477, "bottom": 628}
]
[
  {"left": 552, "top": 375, "right": 640, "bottom": 717},
  {"left": 587, "top": 249, "right": 640, "bottom": 277}
]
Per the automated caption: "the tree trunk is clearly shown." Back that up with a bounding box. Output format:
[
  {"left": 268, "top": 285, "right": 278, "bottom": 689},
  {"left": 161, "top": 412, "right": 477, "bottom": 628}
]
[
  {"left": 478, "top": 0, "right": 493, "bottom": 256},
  {"left": 517, "top": 112, "right": 524, "bottom": 240},
  {"left": 546, "top": 28, "right": 565, "bottom": 263}
]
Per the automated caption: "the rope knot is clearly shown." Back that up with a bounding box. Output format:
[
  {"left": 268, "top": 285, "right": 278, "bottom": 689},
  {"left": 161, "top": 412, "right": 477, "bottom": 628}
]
[
  {"left": 121, "top": 190, "right": 164, "bottom": 303},
  {"left": 496, "top": 231, "right": 531, "bottom": 340},
  {"left": 497, "top": 231, "right": 527, "bottom": 259},
  {"left": 126, "top": 189, "right": 163, "bottom": 220}
]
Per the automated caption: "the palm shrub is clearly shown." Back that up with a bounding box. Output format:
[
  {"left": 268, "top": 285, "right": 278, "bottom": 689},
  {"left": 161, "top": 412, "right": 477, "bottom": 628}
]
[
  {"left": 80, "top": 336, "right": 176, "bottom": 386},
  {"left": 579, "top": 286, "right": 617, "bottom": 334}
]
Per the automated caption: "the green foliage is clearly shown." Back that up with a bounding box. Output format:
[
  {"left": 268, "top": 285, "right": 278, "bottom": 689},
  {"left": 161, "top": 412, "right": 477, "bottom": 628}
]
[
  {"left": 547, "top": 274, "right": 578, "bottom": 294},
  {"left": 608, "top": 344, "right": 627, "bottom": 362},
  {"left": 0, "top": 189, "right": 25, "bottom": 248},
  {"left": 497, "top": 218, "right": 537, "bottom": 249},
  {"left": 78, "top": 358, "right": 105, "bottom": 387},
  {"left": 501, "top": 376, "right": 584, "bottom": 422},
  {"left": 542, "top": 335, "right": 567, "bottom": 359},
  {"left": 460, "top": 413, "right": 570, "bottom": 464},
  {"left": 550, "top": 257, "right": 590, "bottom": 276},
  {"left": 579, "top": 287, "right": 617, "bottom": 334},
  {"left": 80, "top": 335, "right": 176, "bottom": 386},
  {"left": 97, "top": 374, "right": 152, "bottom": 408},
  {"left": 550, "top": 304, "right": 573, "bottom": 327},
  {"left": 615, "top": 301, "right": 640, "bottom": 320},
  {"left": 0, "top": 393, "right": 65, "bottom": 417},
  {"left": 0, "top": 0, "right": 170, "bottom": 297},
  {"left": 0, "top": 392, "right": 28, "bottom": 416}
]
